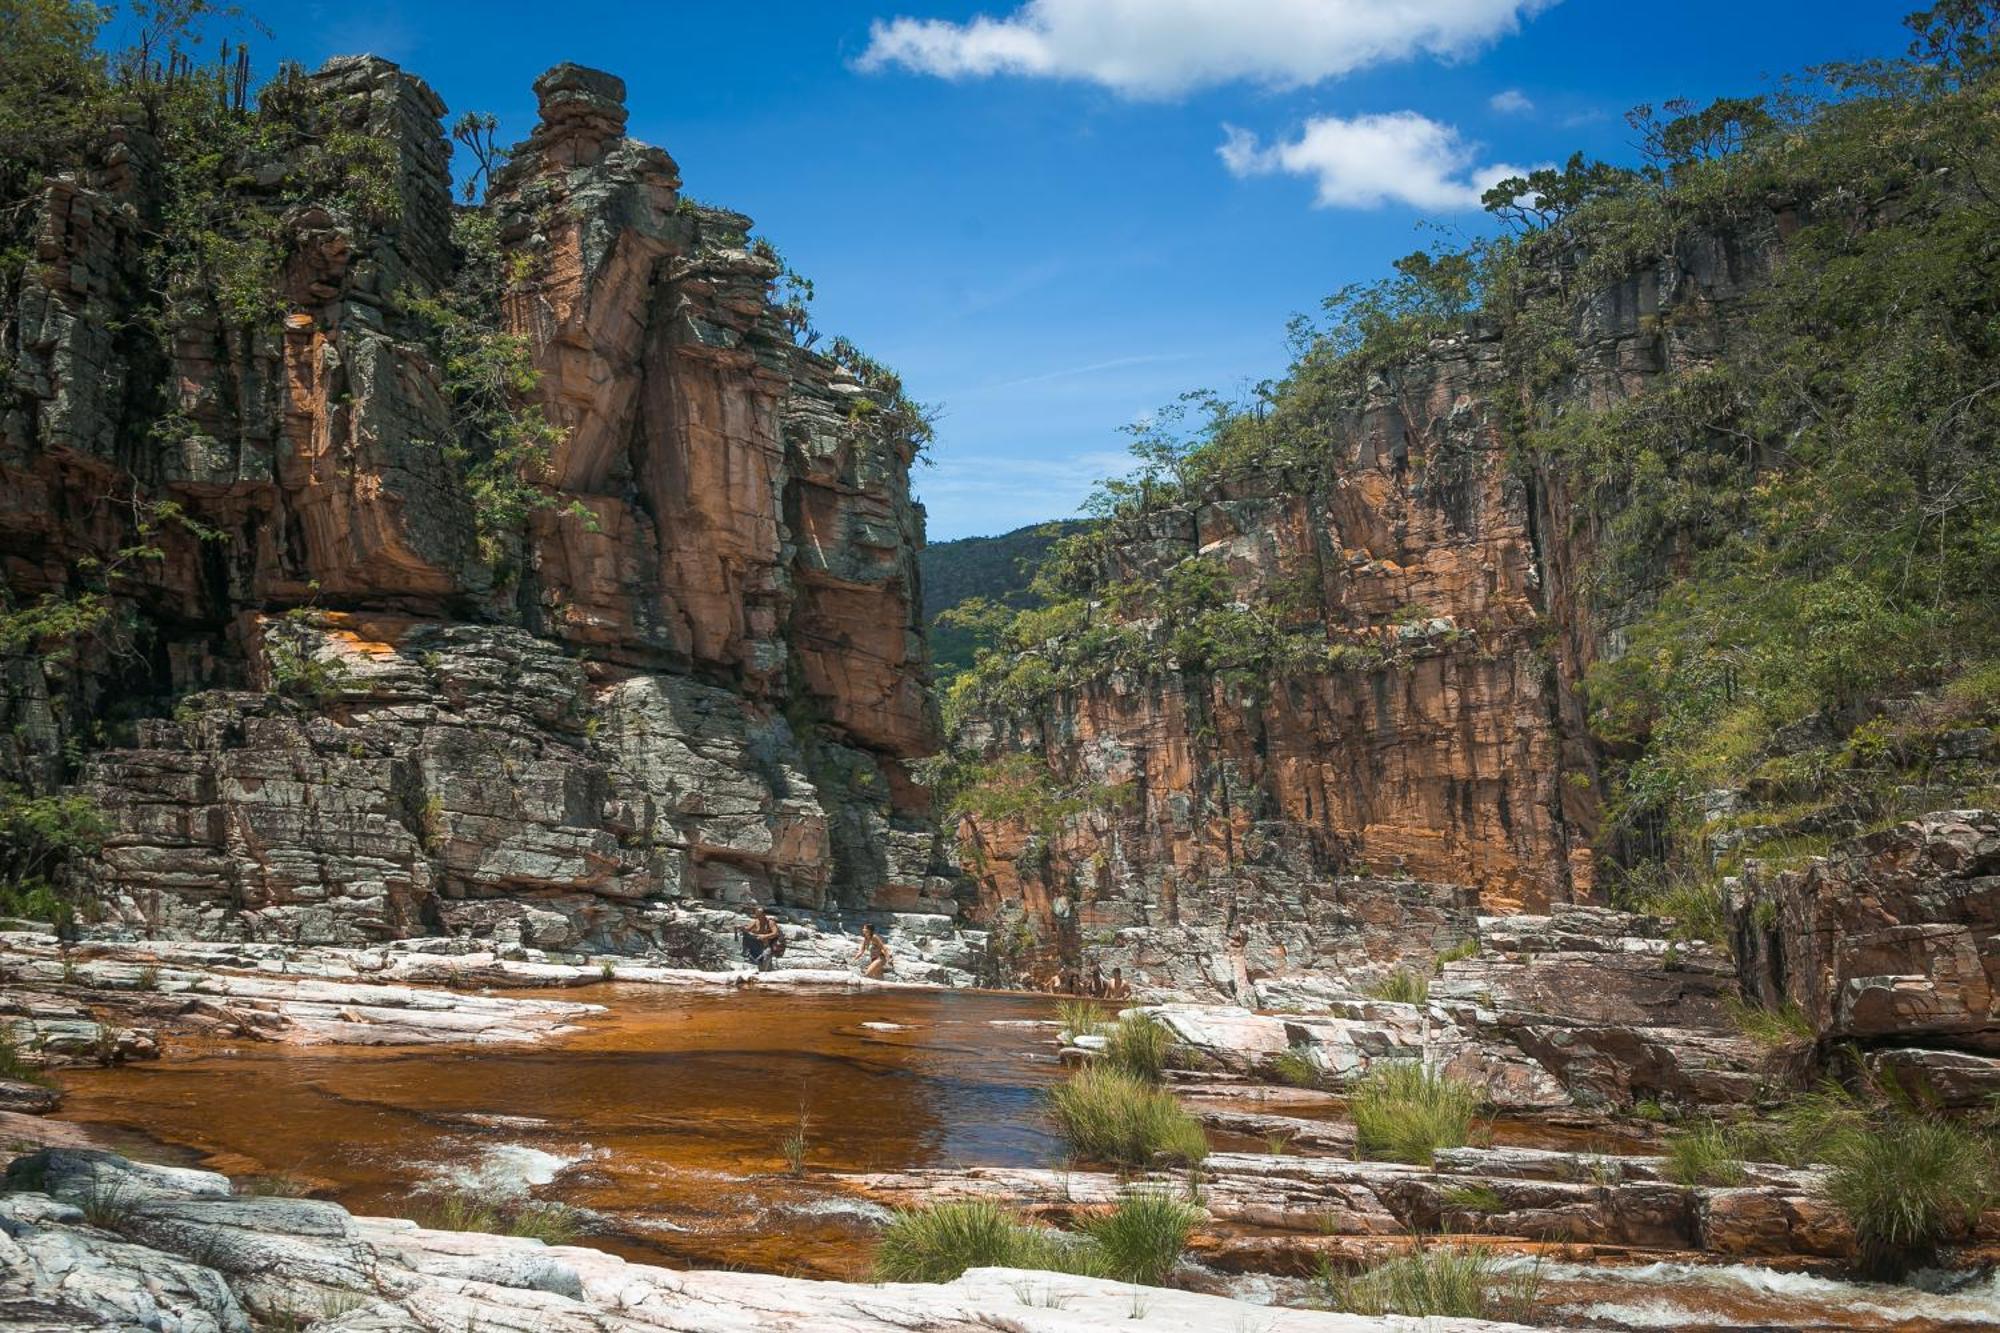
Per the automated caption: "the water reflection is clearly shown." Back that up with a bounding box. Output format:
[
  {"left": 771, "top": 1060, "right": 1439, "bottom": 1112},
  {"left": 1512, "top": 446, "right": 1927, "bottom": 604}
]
[{"left": 55, "top": 985, "right": 1064, "bottom": 1277}]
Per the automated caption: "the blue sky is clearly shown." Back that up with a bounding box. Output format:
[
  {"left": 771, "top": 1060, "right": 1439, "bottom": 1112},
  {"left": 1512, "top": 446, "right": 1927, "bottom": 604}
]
[{"left": 212, "top": 1, "right": 1915, "bottom": 540}]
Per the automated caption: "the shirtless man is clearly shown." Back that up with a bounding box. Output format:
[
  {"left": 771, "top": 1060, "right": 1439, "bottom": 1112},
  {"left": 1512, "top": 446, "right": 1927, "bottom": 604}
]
[
  {"left": 1106, "top": 967, "right": 1131, "bottom": 1000},
  {"left": 744, "top": 906, "right": 782, "bottom": 972},
  {"left": 855, "top": 923, "right": 891, "bottom": 980}
]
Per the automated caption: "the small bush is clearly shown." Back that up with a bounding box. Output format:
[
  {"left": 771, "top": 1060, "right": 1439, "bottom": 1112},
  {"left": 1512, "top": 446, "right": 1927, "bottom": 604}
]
[
  {"left": 1269, "top": 1044, "right": 1323, "bottom": 1089},
  {"left": 1662, "top": 1121, "right": 1746, "bottom": 1186},
  {"left": 1824, "top": 1112, "right": 1994, "bottom": 1276},
  {"left": 1322, "top": 1244, "right": 1540, "bottom": 1320},
  {"left": 506, "top": 1200, "right": 583, "bottom": 1244},
  {"left": 1045, "top": 1065, "right": 1208, "bottom": 1167},
  {"left": 1366, "top": 969, "right": 1431, "bottom": 1005},
  {"left": 1102, "top": 1013, "right": 1174, "bottom": 1082},
  {"left": 1350, "top": 1063, "right": 1482, "bottom": 1164},
  {"left": 1081, "top": 1190, "right": 1201, "bottom": 1286}
]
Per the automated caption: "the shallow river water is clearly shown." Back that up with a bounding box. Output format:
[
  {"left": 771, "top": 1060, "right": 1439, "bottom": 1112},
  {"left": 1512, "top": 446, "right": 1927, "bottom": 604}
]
[
  {"left": 50, "top": 983, "right": 2000, "bottom": 1328},
  {"left": 55, "top": 984, "right": 1063, "bottom": 1277}
]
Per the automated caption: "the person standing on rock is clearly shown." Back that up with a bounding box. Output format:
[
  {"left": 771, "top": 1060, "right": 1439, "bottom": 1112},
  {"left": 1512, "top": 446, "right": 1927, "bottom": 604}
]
[
  {"left": 744, "top": 906, "right": 782, "bottom": 972},
  {"left": 855, "top": 923, "right": 891, "bottom": 980}
]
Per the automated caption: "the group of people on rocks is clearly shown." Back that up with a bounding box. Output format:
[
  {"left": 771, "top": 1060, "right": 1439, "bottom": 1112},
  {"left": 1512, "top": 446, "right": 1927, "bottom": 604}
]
[
  {"left": 1038, "top": 960, "right": 1130, "bottom": 999},
  {"left": 740, "top": 906, "right": 892, "bottom": 979}
]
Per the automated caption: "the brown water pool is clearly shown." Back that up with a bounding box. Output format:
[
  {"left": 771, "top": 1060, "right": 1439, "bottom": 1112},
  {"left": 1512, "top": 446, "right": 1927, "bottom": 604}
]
[{"left": 54, "top": 984, "right": 1064, "bottom": 1278}]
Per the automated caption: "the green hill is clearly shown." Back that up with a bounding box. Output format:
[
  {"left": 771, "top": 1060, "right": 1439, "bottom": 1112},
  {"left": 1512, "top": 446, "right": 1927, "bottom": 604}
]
[{"left": 921, "top": 521, "right": 1089, "bottom": 681}]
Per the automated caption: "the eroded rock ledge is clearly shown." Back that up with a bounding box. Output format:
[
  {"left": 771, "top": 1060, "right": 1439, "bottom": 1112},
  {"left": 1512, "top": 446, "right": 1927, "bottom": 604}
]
[{"left": 0, "top": 1149, "right": 1530, "bottom": 1333}]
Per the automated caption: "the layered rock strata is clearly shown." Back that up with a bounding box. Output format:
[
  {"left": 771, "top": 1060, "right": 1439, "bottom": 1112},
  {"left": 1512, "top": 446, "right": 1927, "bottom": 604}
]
[
  {"left": 951, "top": 230, "right": 1790, "bottom": 995},
  {"left": 2, "top": 59, "right": 953, "bottom": 959}
]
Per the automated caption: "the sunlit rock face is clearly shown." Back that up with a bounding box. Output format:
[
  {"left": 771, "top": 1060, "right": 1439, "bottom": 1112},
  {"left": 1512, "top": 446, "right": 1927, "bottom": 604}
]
[
  {"left": 949, "top": 224, "right": 1793, "bottom": 999},
  {"left": 2, "top": 58, "right": 949, "bottom": 952}
]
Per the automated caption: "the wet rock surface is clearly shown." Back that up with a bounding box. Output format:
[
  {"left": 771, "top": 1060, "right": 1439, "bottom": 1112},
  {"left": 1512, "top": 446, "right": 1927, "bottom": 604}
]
[{"left": 0, "top": 1149, "right": 1533, "bottom": 1332}]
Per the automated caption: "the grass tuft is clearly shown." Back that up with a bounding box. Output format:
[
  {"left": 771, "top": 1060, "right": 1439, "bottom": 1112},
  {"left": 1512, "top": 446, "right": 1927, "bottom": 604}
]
[
  {"left": 0, "top": 1028, "right": 52, "bottom": 1088},
  {"left": 1663, "top": 1120, "right": 1747, "bottom": 1187},
  {"left": 1079, "top": 1190, "right": 1201, "bottom": 1286},
  {"left": 1727, "top": 996, "right": 1816, "bottom": 1046},
  {"left": 1365, "top": 969, "right": 1431, "bottom": 1005},
  {"left": 1055, "top": 999, "right": 1109, "bottom": 1043},
  {"left": 874, "top": 1193, "right": 1197, "bottom": 1286},
  {"left": 1268, "top": 1043, "right": 1323, "bottom": 1089},
  {"left": 1102, "top": 1012, "right": 1175, "bottom": 1082},
  {"left": 1441, "top": 1183, "right": 1506, "bottom": 1213},
  {"left": 1824, "top": 1111, "right": 1994, "bottom": 1277},
  {"left": 1045, "top": 1065, "right": 1208, "bottom": 1167},
  {"left": 414, "top": 1189, "right": 584, "bottom": 1243},
  {"left": 1434, "top": 938, "right": 1480, "bottom": 969},
  {"left": 1350, "top": 1062, "right": 1482, "bottom": 1164},
  {"left": 1320, "top": 1244, "right": 1540, "bottom": 1320}
]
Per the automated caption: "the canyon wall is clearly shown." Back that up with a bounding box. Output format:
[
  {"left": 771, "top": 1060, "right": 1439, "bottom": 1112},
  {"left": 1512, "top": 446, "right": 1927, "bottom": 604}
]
[
  {"left": 0, "top": 59, "right": 962, "bottom": 961},
  {"left": 951, "top": 225, "right": 1788, "bottom": 994}
]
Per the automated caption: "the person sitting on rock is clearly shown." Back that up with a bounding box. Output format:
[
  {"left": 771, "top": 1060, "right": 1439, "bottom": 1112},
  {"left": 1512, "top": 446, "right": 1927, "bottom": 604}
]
[
  {"left": 743, "top": 906, "right": 782, "bottom": 972},
  {"left": 855, "top": 923, "right": 892, "bottom": 980},
  {"left": 1106, "top": 967, "right": 1131, "bottom": 1000},
  {"left": 1089, "top": 963, "right": 1107, "bottom": 997}
]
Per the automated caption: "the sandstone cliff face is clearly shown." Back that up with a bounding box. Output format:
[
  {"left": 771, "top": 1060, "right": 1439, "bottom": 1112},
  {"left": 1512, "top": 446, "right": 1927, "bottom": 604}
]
[
  {"left": 1, "top": 60, "right": 951, "bottom": 952},
  {"left": 953, "top": 226, "right": 1786, "bottom": 996}
]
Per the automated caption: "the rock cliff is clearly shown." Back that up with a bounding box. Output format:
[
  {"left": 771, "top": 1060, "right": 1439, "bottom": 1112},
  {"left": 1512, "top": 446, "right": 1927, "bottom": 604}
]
[
  {"left": 945, "top": 225, "right": 1787, "bottom": 994},
  {"left": 1, "top": 59, "right": 955, "bottom": 957}
]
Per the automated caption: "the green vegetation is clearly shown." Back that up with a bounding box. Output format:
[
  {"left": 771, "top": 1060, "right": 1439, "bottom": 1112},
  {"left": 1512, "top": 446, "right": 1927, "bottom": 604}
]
[
  {"left": 1043, "top": 1065, "right": 1208, "bottom": 1167},
  {"left": 1349, "top": 1063, "right": 1483, "bottom": 1164},
  {"left": 780, "top": 1108, "right": 811, "bottom": 1177},
  {"left": 1434, "top": 939, "right": 1480, "bottom": 969},
  {"left": 1054, "top": 998, "right": 1109, "bottom": 1043},
  {"left": 1268, "top": 1044, "right": 1323, "bottom": 1089},
  {"left": 921, "top": 522, "right": 1090, "bottom": 683},
  {"left": 873, "top": 1192, "right": 1198, "bottom": 1286},
  {"left": 931, "top": 1, "right": 2000, "bottom": 909},
  {"left": 1365, "top": 969, "right": 1431, "bottom": 1005},
  {"left": 413, "top": 1189, "right": 583, "bottom": 1244},
  {"left": 0, "top": 1028, "right": 51, "bottom": 1088},
  {"left": 1826, "top": 1112, "right": 1995, "bottom": 1276},
  {"left": 1441, "top": 1184, "right": 1507, "bottom": 1214},
  {"left": 1727, "top": 997, "right": 1816, "bottom": 1046},
  {"left": 1662, "top": 1120, "right": 1748, "bottom": 1186},
  {"left": 1319, "top": 1244, "right": 1541, "bottom": 1321},
  {"left": 1101, "top": 1013, "right": 1175, "bottom": 1082},
  {"left": 1077, "top": 1190, "right": 1202, "bottom": 1287}
]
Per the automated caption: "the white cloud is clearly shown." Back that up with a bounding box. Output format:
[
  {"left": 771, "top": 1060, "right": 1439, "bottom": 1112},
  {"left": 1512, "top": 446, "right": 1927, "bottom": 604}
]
[
  {"left": 857, "top": 0, "right": 1559, "bottom": 98},
  {"left": 1218, "top": 112, "right": 1533, "bottom": 211},
  {"left": 1488, "top": 88, "right": 1534, "bottom": 114}
]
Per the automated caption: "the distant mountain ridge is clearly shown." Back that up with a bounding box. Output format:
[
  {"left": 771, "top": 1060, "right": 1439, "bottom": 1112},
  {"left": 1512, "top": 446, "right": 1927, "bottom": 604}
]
[{"left": 920, "top": 520, "right": 1089, "bottom": 679}]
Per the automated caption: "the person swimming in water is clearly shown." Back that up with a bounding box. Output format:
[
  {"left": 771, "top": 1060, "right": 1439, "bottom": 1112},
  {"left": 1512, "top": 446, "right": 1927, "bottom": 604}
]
[
  {"left": 855, "top": 923, "right": 891, "bottom": 980},
  {"left": 1106, "top": 966, "right": 1131, "bottom": 999}
]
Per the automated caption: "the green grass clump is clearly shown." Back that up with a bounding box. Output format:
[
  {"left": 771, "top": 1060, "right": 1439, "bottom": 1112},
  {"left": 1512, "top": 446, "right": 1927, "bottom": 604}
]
[
  {"left": 1824, "top": 1112, "right": 1995, "bottom": 1276},
  {"left": 1045, "top": 1065, "right": 1208, "bottom": 1167},
  {"left": 1441, "top": 1184, "right": 1506, "bottom": 1213},
  {"left": 1321, "top": 1244, "right": 1540, "bottom": 1320},
  {"left": 1079, "top": 1190, "right": 1202, "bottom": 1286},
  {"left": 0, "top": 1029, "right": 52, "bottom": 1088},
  {"left": 1269, "top": 1044, "right": 1323, "bottom": 1089},
  {"left": 1055, "top": 999, "right": 1109, "bottom": 1043},
  {"left": 1662, "top": 1121, "right": 1747, "bottom": 1186},
  {"left": 1727, "top": 997, "right": 1816, "bottom": 1046},
  {"left": 1365, "top": 969, "right": 1431, "bottom": 1005},
  {"left": 415, "top": 1190, "right": 583, "bottom": 1243},
  {"left": 875, "top": 1200, "right": 1044, "bottom": 1282},
  {"left": 1102, "top": 1013, "right": 1174, "bottom": 1082},
  {"left": 874, "top": 1194, "right": 1197, "bottom": 1286},
  {"left": 1434, "top": 939, "right": 1480, "bottom": 969},
  {"left": 1350, "top": 1063, "right": 1482, "bottom": 1164}
]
